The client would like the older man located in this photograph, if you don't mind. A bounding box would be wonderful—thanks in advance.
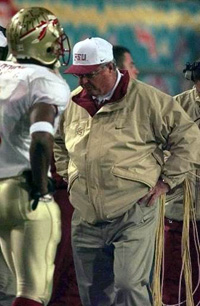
[54,37,200,306]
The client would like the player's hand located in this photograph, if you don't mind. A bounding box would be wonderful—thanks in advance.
[30,177,55,210]
[31,193,53,211]
[138,180,170,207]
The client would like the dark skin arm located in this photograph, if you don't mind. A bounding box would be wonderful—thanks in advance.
[29,102,56,195]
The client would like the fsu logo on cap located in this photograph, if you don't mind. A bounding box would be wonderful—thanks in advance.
[74,53,86,61]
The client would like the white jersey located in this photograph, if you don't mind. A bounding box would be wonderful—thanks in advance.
[0,61,70,178]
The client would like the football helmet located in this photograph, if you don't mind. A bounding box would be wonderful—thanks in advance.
[6,7,70,66]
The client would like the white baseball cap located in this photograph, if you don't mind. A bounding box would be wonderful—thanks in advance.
[64,37,113,74]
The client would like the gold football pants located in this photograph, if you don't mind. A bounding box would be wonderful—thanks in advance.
[0,174,61,305]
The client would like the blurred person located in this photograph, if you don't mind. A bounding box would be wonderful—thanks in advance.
[0,0,17,28]
[0,24,16,306]
[163,60,200,305]
[0,7,71,306]
[113,45,139,79]
[54,37,200,306]
[0,26,8,60]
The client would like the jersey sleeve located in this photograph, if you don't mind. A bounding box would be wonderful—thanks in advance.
[29,73,71,134]
[29,76,70,113]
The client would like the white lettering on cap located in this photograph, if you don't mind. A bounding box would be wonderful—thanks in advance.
[74,53,87,61]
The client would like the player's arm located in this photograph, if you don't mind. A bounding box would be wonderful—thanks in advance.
[29,102,56,195]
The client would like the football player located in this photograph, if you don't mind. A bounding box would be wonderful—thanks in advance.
[0,23,16,306]
[0,7,71,306]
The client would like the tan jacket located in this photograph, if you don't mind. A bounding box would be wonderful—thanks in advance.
[165,87,200,220]
[54,79,200,223]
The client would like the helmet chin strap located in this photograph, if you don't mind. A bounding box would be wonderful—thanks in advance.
[54,60,61,68]
[16,55,31,59]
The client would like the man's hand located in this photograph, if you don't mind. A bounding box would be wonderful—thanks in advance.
[138,180,170,207]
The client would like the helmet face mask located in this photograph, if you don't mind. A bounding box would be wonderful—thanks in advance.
[53,32,71,66]
[6,7,70,66]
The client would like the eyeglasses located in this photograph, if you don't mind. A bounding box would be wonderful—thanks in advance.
[73,64,107,79]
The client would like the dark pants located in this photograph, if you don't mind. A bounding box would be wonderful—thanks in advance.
[163,218,200,305]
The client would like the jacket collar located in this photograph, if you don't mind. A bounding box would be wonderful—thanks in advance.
[72,70,130,117]
[193,85,200,104]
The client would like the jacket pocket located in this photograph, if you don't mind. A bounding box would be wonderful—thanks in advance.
[111,166,153,188]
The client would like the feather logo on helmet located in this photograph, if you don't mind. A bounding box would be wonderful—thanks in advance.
[20,18,58,44]
[36,21,48,42]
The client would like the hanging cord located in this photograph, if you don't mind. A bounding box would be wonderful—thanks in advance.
[191,168,200,306]
[152,178,197,306]
[191,205,200,306]
[152,194,165,306]
[180,179,194,306]
[162,177,200,306]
